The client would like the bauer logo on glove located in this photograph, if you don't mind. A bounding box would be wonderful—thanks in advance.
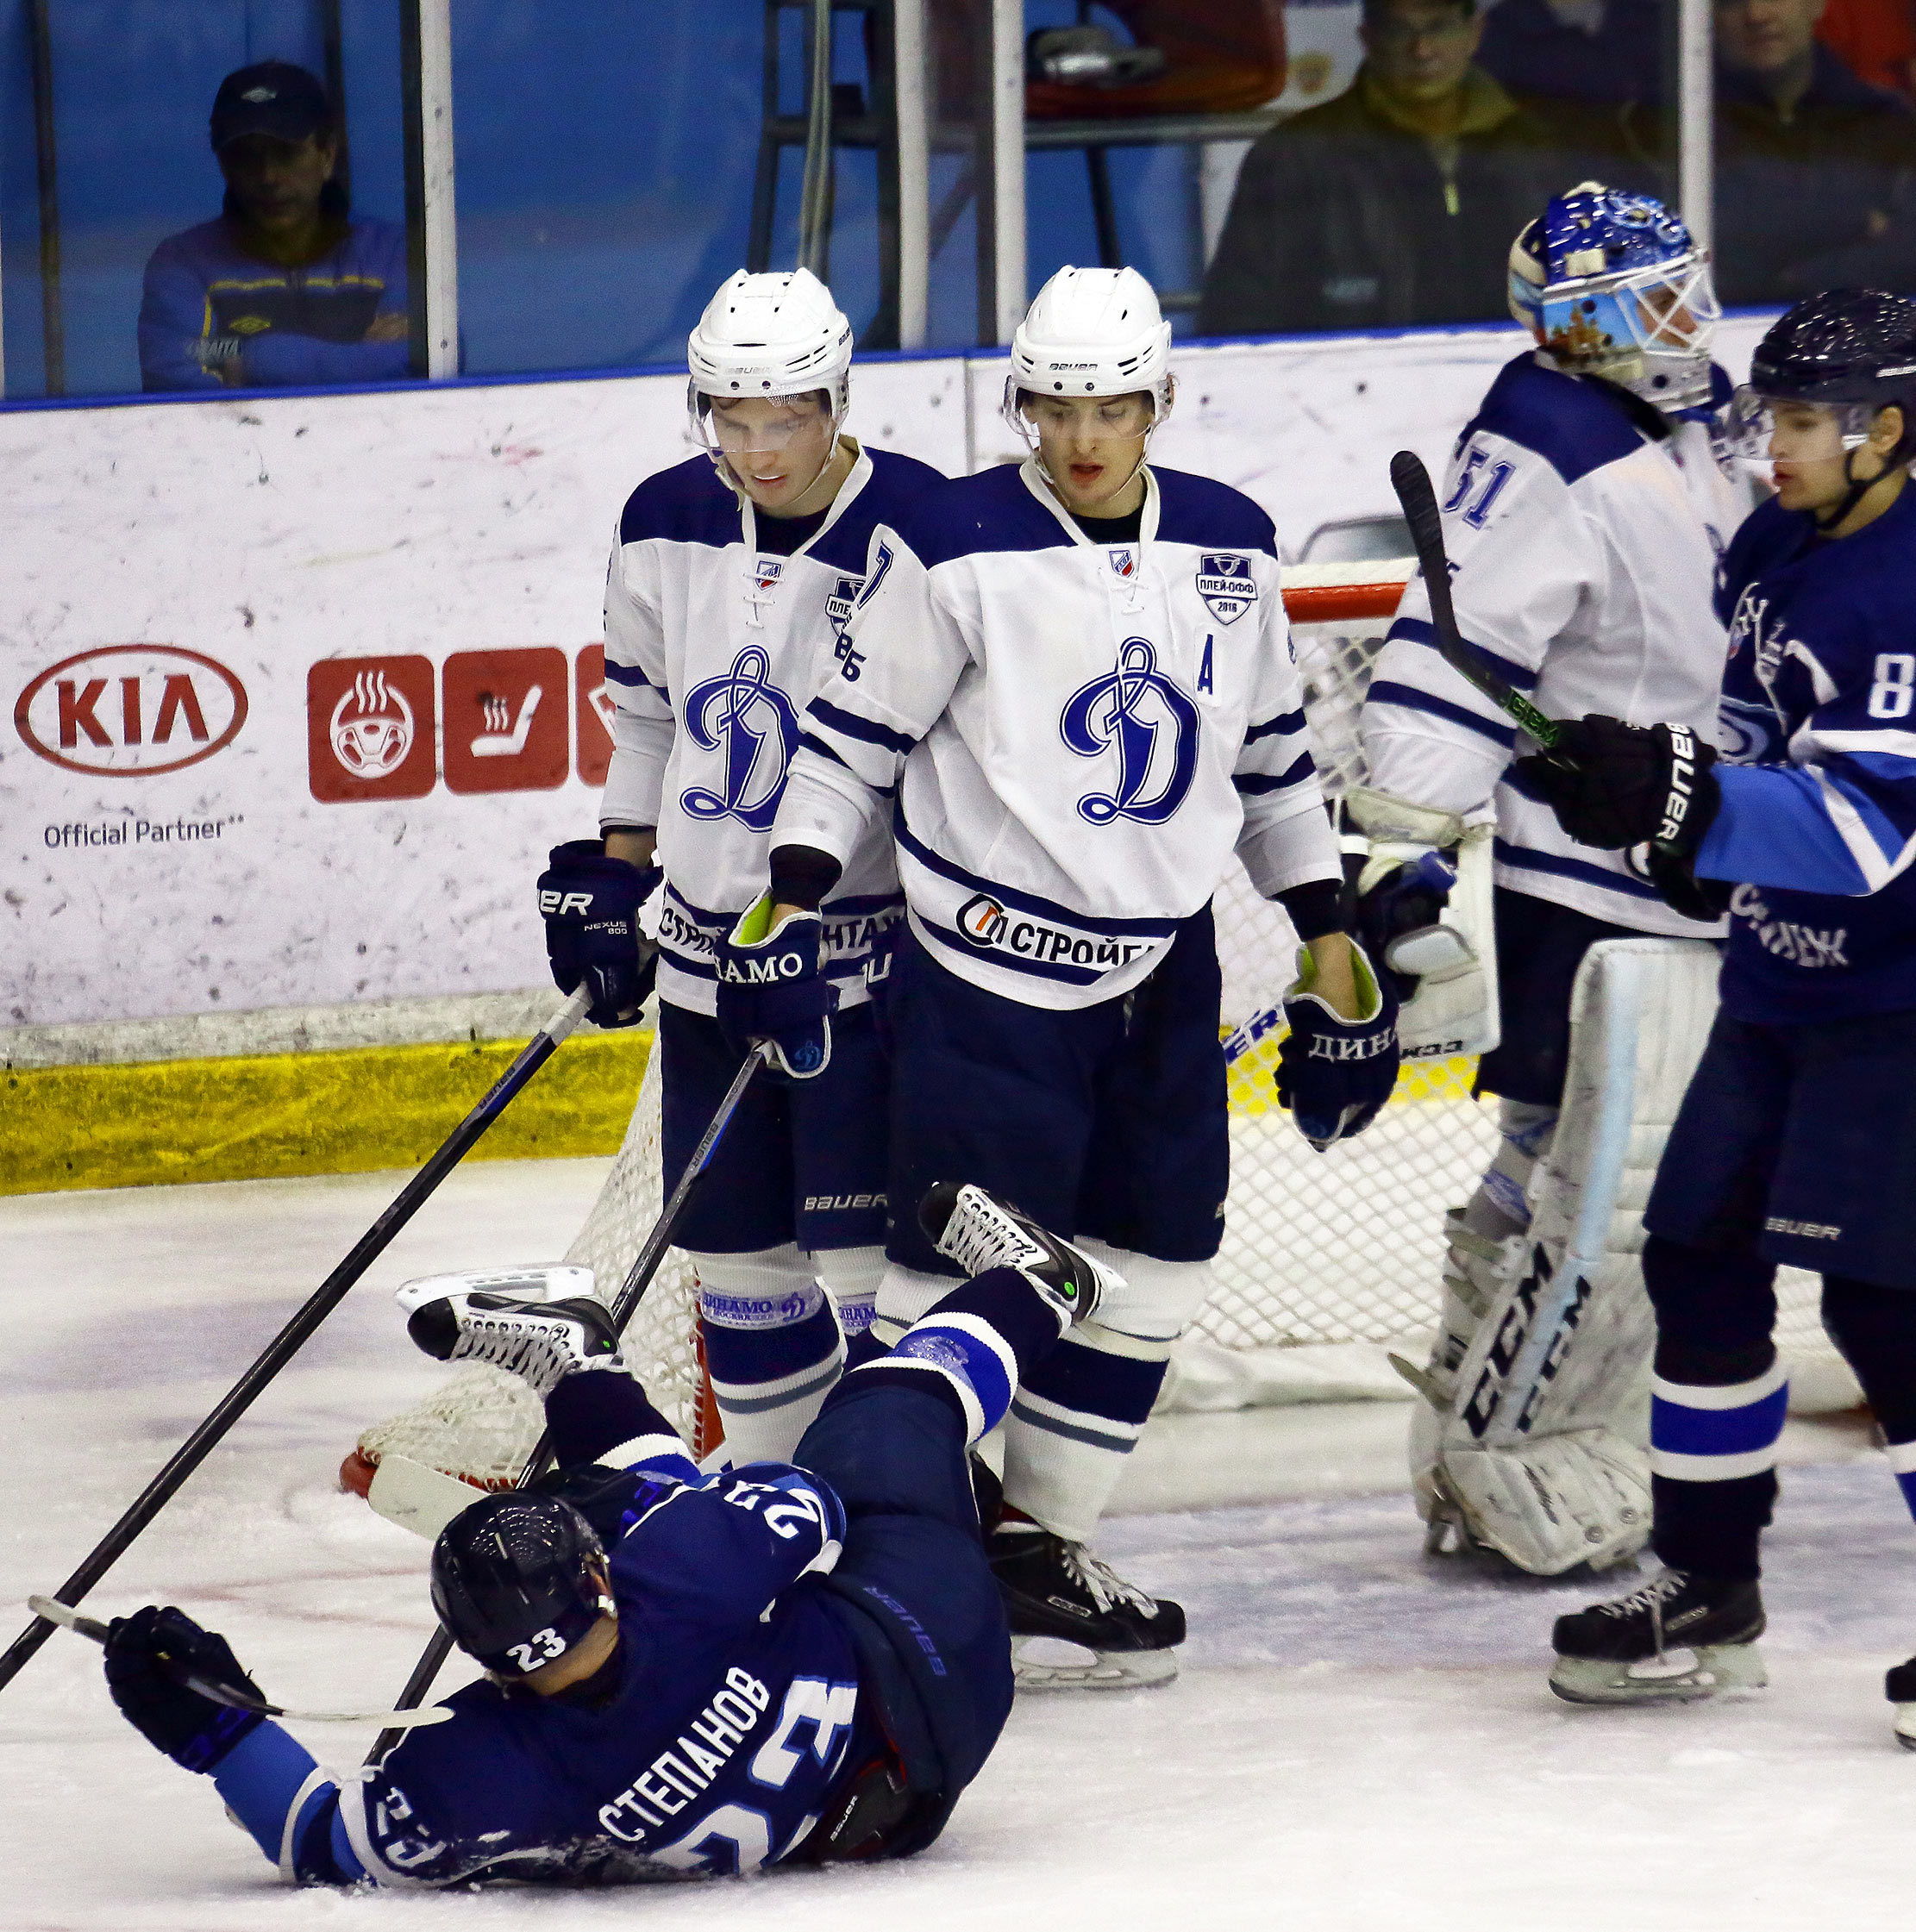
[1274,940,1401,1151]
[535,839,661,1029]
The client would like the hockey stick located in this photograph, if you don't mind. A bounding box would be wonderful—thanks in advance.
[1387,450,1567,757]
[28,1597,452,1729]
[367,1038,775,1761]
[0,987,595,1700]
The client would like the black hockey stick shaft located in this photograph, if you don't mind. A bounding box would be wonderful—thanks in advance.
[367,1040,774,1760]
[1388,449,1565,755]
[0,988,594,1699]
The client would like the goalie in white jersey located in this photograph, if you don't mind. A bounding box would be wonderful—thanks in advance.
[536,269,942,1466]
[1352,184,1747,1572]
[723,267,1399,1686]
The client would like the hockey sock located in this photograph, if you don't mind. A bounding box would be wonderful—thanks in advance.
[1644,1237,1784,1581]
[1821,1275,1916,1524]
[841,1265,1070,1448]
[696,1247,846,1466]
[545,1366,684,1468]
[999,1246,1208,1542]
[870,1260,959,1347]
[1462,1100,1558,1239]
[815,1244,884,1348]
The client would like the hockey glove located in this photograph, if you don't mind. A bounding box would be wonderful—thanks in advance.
[103,1605,265,1773]
[714,891,840,1079]
[536,839,661,1029]
[1353,848,1462,1004]
[1512,717,1720,857]
[1275,940,1400,1151]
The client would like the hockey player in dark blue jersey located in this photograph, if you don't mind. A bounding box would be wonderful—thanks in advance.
[1512,289,1916,1728]
[91,1184,1118,1884]
[535,267,943,1470]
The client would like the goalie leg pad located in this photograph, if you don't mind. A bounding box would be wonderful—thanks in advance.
[1413,939,1723,1574]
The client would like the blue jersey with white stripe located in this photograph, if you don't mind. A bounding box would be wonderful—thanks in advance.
[217,1440,886,1889]
[771,458,1341,1011]
[1698,484,1916,1023]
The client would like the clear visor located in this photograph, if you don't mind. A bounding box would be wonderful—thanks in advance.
[1540,251,1720,367]
[1001,379,1161,453]
[1725,388,1877,461]
[688,385,837,459]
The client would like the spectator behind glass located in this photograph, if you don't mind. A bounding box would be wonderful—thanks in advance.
[1478,0,1665,106]
[1714,0,1916,302]
[1197,0,1559,337]
[137,62,409,392]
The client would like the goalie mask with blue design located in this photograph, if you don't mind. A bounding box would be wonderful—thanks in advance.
[1507,182,1719,412]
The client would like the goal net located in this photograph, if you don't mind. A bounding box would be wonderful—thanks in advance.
[349,563,1847,1491]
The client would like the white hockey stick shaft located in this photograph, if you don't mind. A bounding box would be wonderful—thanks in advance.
[28,1596,451,1729]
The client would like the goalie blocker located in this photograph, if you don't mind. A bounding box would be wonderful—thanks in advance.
[1399,937,1721,1574]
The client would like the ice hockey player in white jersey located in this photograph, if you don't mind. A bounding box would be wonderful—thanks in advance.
[1353,184,1746,1572]
[727,266,1399,1687]
[535,269,942,1466]
[86,1184,1124,1883]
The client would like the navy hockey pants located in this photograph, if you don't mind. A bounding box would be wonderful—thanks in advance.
[1641,1007,1916,1578]
[658,999,889,1254]
[882,911,1230,1275]
[800,1381,1012,1859]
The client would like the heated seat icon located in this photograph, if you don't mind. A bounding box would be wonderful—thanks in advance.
[442,648,569,794]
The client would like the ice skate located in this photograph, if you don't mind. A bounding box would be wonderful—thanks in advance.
[406,1291,623,1397]
[1550,1568,1767,1704]
[917,1182,1118,1328]
[1884,1657,1916,1749]
[988,1523,1185,1691]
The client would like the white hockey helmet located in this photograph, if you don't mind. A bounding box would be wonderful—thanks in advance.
[1003,266,1174,444]
[686,267,854,453]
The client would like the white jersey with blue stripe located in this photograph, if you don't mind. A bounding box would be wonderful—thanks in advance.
[1697,483,1916,1023]
[771,458,1342,1011]
[1359,353,1744,935]
[602,444,943,1015]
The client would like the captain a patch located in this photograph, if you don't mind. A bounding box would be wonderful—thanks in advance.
[1195,553,1258,624]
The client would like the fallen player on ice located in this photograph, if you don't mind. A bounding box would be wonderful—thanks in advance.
[82,1183,1115,1885]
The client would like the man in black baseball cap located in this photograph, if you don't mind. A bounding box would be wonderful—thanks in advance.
[138,60,410,391]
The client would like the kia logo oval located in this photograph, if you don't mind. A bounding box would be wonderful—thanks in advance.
[14,646,248,777]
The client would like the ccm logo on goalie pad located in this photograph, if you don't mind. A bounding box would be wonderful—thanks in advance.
[539,891,596,916]
[1461,1247,1594,1440]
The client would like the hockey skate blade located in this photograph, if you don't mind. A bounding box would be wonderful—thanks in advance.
[367,1454,491,1541]
[394,1264,593,1315]
[1011,1633,1178,1692]
[1549,1643,1768,1706]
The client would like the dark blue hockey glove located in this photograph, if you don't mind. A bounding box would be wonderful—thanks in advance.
[1275,940,1400,1151]
[1354,848,1457,1003]
[103,1605,265,1773]
[536,839,661,1029]
[714,891,839,1079]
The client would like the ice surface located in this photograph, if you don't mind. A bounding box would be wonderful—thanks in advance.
[3,1162,1914,1930]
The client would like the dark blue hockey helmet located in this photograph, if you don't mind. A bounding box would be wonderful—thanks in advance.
[429,1490,615,1679]
[1508,181,1717,410]
[1728,288,1916,459]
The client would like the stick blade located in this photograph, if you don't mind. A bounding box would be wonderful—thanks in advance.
[367,1455,492,1542]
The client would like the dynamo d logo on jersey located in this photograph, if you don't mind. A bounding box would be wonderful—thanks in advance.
[1061,637,1199,826]
[680,644,800,831]
[1195,553,1258,625]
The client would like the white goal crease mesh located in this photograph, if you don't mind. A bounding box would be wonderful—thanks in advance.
[354,566,1844,1486]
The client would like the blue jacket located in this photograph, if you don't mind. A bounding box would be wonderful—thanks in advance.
[138,213,409,391]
